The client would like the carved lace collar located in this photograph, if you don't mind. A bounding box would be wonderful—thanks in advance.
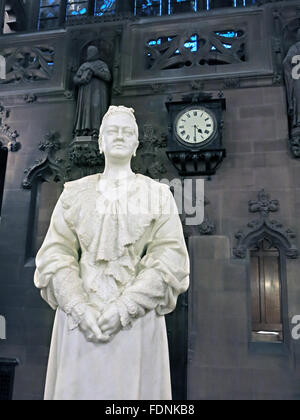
[61,173,165,263]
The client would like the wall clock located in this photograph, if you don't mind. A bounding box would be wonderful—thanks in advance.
[174,106,218,149]
[166,98,226,176]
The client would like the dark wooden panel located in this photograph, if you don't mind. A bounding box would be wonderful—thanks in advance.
[263,255,282,325]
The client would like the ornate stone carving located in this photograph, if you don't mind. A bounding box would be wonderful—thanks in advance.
[0,124,20,152]
[64,90,74,100]
[151,83,166,94]
[248,189,279,217]
[190,80,205,91]
[181,91,213,103]
[70,137,105,168]
[23,94,37,103]
[198,198,216,236]
[166,150,226,177]
[22,132,67,189]
[0,46,55,84]
[133,125,167,178]
[234,190,298,259]
[146,30,247,72]
[0,104,20,152]
[0,104,10,122]
[223,78,241,89]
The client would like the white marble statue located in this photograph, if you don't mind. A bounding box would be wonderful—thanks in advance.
[34,106,190,400]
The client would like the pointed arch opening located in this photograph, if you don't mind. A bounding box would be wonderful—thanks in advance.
[250,238,283,343]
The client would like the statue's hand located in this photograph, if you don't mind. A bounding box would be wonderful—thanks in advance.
[75,305,110,343]
[98,304,122,338]
[81,68,93,84]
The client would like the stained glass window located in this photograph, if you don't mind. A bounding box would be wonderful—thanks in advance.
[94,0,116,16]
[168,0,197,14]
[67,0,89,17]
[38,0,61,30]
[210,30,242,50]
[135,0,163,17]
[184,34,198,52]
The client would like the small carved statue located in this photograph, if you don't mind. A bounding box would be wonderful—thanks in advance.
[73,46,111,139]
[34,106,190,400]
[283,29,300,150]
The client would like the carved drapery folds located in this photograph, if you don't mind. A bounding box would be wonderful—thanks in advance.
[0,46,55,84]
[234,190,299,259]
[272,7,300,156]
[22,132,67,189]
[69,37,117,167]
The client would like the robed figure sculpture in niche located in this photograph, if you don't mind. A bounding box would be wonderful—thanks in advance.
[73,45,111,139]
[283,29,300,145]
[34,106,190,400]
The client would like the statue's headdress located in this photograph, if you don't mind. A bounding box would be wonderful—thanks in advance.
[99,106,139,140]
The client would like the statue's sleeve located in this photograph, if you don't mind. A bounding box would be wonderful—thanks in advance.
[93,61,112,82]
[114,187,190,329]
[34,190,89,329]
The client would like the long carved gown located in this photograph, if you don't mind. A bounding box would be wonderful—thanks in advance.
[34,173,190,400]
[283,41,300,129]
[73,60,111,136]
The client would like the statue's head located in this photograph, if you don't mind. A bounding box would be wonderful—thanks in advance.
[99,106,139,161]
[87,45,100,61]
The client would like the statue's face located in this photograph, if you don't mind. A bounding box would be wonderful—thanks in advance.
[101,112,139,160]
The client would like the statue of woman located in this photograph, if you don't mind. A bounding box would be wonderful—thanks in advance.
[34,106,190,400]
[283,29,300,134]
[73,46,111,139]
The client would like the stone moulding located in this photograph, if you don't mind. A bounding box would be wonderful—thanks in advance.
[22,131,66,189]
[233,189,299,259]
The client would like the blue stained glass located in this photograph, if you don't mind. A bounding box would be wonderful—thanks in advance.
[135,0,162,17]
[184,34,198,52]
[67,1,88,17]
[38,0,61,29]
[94,0,116,16]
[168,0,197,14]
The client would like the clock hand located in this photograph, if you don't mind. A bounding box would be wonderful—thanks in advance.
[194,125,197,142]
[194,125,203,134]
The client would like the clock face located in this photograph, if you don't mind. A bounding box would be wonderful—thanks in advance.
[175,107,216,146]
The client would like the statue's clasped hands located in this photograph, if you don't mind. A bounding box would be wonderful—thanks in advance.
[77,304,122,344]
